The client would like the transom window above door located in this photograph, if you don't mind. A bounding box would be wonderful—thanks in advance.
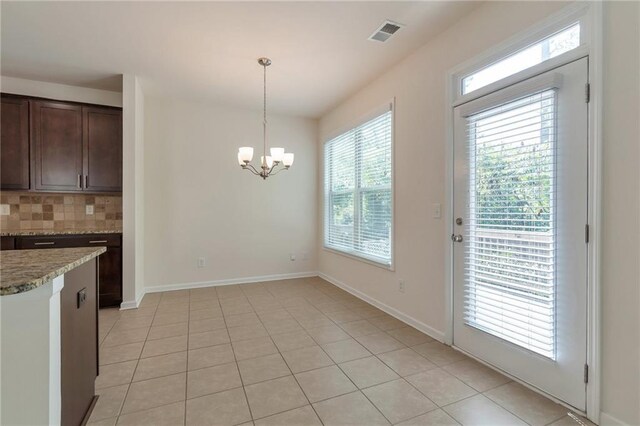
[462,23,580,95]
[323,104,393,267]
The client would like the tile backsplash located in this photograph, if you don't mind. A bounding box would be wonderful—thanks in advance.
[0,192,122,232]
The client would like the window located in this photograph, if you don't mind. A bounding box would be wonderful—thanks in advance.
[462,23,581,95]
[324,106,393,266]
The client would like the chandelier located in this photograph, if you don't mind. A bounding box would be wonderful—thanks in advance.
[237,57,294,179]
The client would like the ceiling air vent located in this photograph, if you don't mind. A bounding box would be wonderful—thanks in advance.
[369,20,404,42]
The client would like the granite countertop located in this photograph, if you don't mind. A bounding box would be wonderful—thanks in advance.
[0,247,106,296]
[1,229,122,237]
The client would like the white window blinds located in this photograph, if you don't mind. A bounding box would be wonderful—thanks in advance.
[324,107,393,266]
[464,90,557,359]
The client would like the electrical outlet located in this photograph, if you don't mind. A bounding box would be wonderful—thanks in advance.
[0,204,9,216]
[197,257,206,268]
[86,205,94,215]
[433,203,441,219]
[301,251,309,261]
[290,253,296,261]
[399,280,405,293]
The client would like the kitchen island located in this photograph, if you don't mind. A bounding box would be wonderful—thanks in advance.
[1,247,105,426]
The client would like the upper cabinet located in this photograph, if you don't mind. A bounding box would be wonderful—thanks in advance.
[0,95,122,193]
[1,96,30,189]
[83,107,122,192]
[31,100,84,192]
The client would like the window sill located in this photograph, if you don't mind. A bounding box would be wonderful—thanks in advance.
[322,246,395,271]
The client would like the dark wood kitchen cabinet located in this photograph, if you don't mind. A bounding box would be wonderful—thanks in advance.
[1,96,30,189]
[0,94,122,193]
[83,106,123,192]
[31,100,84,192]
[93,242,122,308]
[11,233,123,308]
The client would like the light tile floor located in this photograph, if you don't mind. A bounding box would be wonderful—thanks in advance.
[89,277,594,426]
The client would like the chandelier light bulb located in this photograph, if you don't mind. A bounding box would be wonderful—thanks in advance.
[261,155,274,169]
[283,153,294,167]
[238,147,254,163]
[270,147,285,163]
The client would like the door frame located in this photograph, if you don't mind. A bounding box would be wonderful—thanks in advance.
[443,2,603,422]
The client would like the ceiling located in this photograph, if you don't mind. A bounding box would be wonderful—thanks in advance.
[1,1,480,118]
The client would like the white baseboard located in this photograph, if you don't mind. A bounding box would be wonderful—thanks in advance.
[144,271,318,294]
[318,272,446,343]
[119,291,144,310]
[600,412,630,426]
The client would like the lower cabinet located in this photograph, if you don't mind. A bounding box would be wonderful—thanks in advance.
[4,233,122,308]
[97,245,122,308]
[61,258,98,425]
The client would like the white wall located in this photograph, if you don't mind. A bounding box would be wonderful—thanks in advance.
[122,75,145,307]
[318,1,639,424]
[143,97,317,291]
[0,76,121,107]
[319,0,569,339]
[600,2,640,425]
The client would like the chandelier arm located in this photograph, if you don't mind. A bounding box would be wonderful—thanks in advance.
[243,164,261,176]
[268,164,289,176]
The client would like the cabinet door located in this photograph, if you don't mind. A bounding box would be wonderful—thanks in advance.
[1,96,30,189]
[31,101,83,191]
[83,107,122,192]
[99,247,122,308]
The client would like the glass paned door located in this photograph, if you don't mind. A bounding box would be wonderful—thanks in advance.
[453,58,588,410]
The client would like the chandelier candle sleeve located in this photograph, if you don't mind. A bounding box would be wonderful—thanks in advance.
[236,57,295,180]
[261,156,274,169]
[239,147,254,163]
[270,147,285,163]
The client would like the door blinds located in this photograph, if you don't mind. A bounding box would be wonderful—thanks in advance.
[464,89,557,359]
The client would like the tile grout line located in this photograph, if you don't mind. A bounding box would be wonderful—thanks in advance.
[245,281,326,425]
[184,289,192,425]
[109,296,159,422]
[306,279,402,424]
[222,286,257,425]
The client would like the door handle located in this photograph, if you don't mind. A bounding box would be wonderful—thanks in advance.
[84,175,88,188]
[451,234,463,243]
[34,242,55,246]
[89,240,108,244]
[77,174,82,188]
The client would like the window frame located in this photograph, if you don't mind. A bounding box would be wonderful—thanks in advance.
[323,102,395,269]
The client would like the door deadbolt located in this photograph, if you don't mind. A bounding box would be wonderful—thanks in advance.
[456,217,463,226]
[451,234,463,243]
